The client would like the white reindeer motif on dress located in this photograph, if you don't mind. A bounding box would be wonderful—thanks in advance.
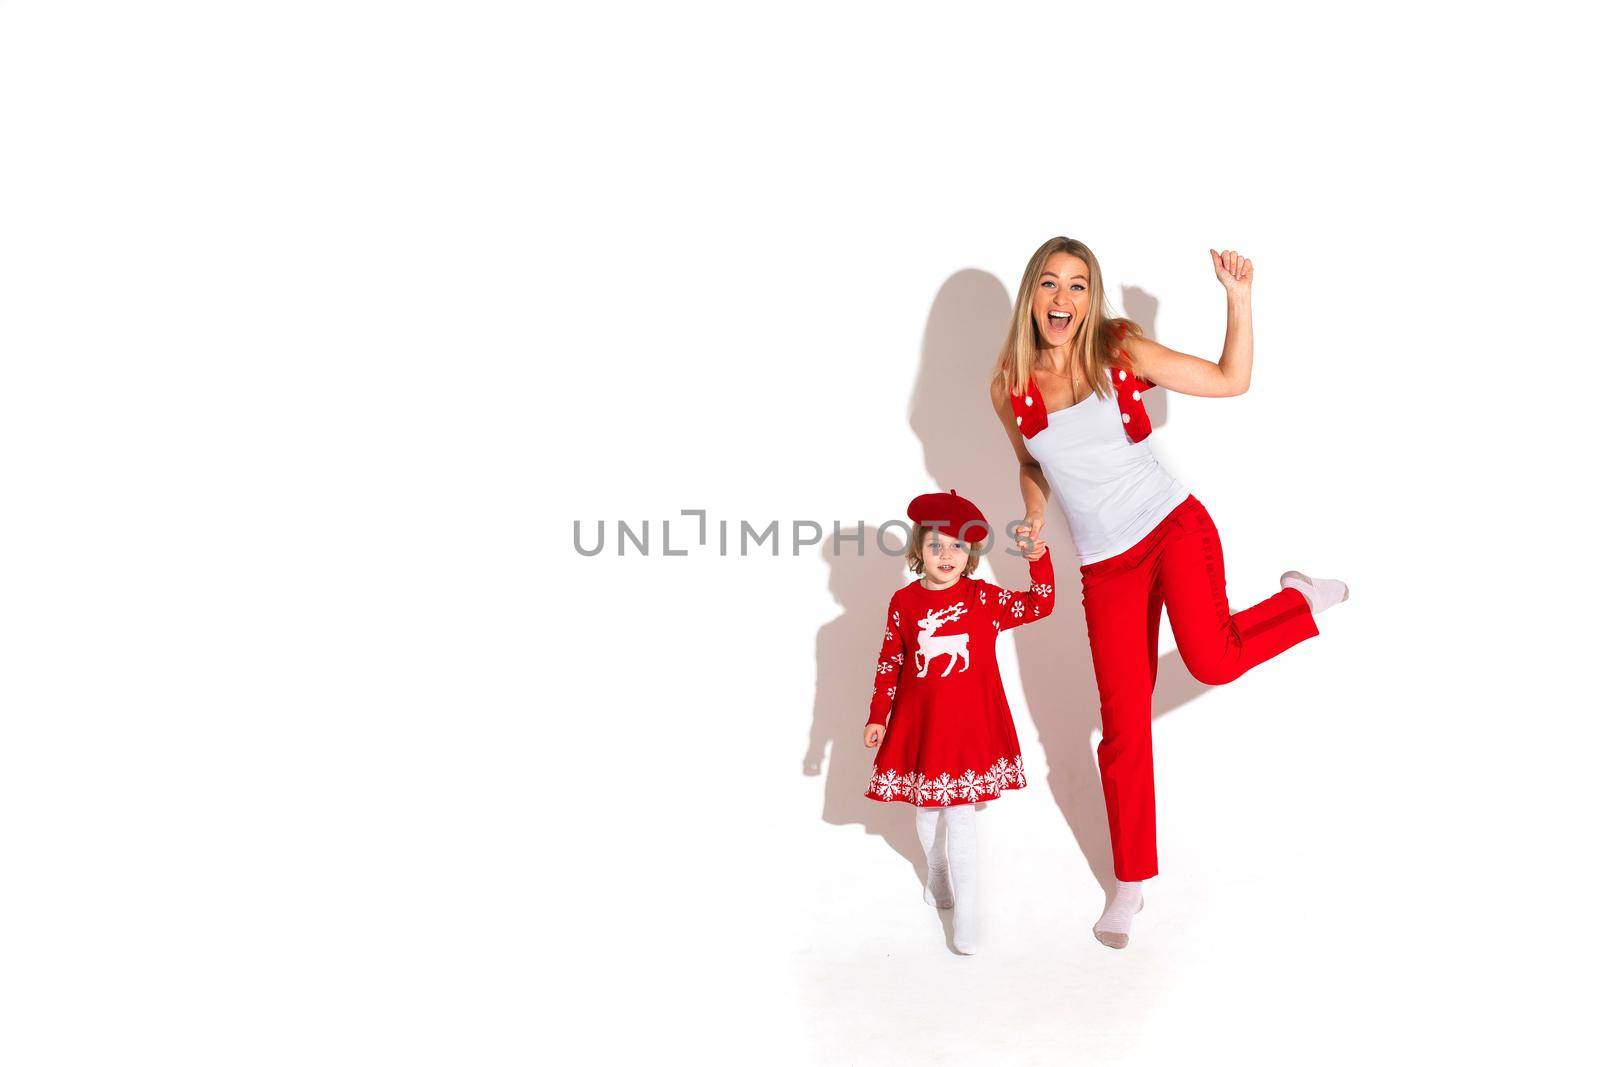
[914,603,970,678]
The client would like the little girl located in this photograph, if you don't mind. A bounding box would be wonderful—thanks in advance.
[864,489,1054,954]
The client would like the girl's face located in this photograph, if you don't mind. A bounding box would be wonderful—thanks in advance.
[1032,252,1090,349]
[921,529,971,587]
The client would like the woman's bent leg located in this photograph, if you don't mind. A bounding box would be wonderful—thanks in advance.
[1158,500,1318,686]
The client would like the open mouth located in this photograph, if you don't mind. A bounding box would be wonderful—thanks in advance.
[937,563,957,574]
[1047,310,1073,334]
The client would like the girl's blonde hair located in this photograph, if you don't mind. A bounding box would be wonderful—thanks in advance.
[992,236,1144,402]
[905,523,982,577]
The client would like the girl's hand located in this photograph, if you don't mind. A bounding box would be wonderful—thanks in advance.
[1024,532,1048,562]
[1209,248,1253,297]
[864,724,885,748]
[1015,514,1044,557]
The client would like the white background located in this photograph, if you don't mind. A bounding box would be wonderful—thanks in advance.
[2,2,1596,1064]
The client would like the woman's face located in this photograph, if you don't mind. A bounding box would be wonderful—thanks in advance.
[921,529,971,586]
[1032,252,1090,349]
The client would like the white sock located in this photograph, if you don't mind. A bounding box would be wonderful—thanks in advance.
[1281,570,1349,614]
[945,804,978,954]
[914,807,953,909]
[1094,879,1144,950]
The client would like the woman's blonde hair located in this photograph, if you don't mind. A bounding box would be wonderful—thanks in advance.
[992,236,1144,402]
[905,523,982,577]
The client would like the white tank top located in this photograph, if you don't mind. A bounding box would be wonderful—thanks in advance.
[1022,371,1190,565]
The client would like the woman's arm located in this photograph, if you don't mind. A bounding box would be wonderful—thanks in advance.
[1125,248,1254,399]
[990,377,1050,540]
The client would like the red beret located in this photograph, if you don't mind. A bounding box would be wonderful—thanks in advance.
[907,489,990,545]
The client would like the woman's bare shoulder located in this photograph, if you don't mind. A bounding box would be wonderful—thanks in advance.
[988,373,1011,409]
[1105,316,1148,345]
[991,371,1027,414]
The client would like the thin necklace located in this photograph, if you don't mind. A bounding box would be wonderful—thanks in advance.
[1038,351,1084,403]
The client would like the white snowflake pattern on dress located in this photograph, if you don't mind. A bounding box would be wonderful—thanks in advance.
[904,773,931,804]
[870,768,907,799]
[1011,599,1026,618]
[866,758,1028,806]
[1031,583,1053,598]
[876,660,896,675]
[991,756,1022,788]
[997,589,1012,605]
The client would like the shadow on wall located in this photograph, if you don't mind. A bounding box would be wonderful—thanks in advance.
[802,527,926,883]
[804,267,1211,900]
[1121,285,1168,430]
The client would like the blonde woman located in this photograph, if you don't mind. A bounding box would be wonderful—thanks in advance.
[989,236,1348,949]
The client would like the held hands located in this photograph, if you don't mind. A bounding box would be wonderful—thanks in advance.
[864,723,885,748]
[1015,514,1048,561]
[1209,248,1253,297]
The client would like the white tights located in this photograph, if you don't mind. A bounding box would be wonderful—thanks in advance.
[915,803,978,954]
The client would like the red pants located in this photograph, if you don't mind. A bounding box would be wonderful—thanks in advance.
[1079,495,1318,881]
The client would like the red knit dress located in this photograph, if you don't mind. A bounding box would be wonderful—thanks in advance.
[865,550,1055,806]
